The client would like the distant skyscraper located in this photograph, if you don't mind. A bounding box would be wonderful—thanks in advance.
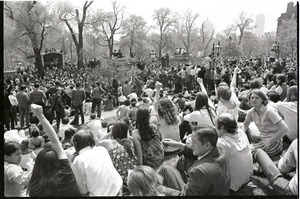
[203,18,214,36]
[255,14,265,36]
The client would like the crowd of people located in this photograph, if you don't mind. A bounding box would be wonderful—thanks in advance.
[3,54,298,196]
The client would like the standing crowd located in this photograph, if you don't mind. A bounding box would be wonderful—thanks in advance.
[3,55,298,196]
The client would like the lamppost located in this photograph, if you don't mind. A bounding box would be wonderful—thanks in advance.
[215,42,222,57]
[150,50,156,63]
[272,41,280,59]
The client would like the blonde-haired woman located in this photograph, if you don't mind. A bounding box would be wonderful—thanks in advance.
[127,165,181,196]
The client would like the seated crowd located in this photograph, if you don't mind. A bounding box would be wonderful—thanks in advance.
[3,55,298,196]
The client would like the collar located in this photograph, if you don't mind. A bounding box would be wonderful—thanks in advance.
[255,104,267,115]
[197,148,213,161]
[79,146,92,155]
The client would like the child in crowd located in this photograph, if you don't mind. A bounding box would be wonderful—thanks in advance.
[64,105,71,117]
[20,139,36,172]
[28,127,44,150]
[84,98,92,115]
[4,141,32,197]
[99,120,108,139]
[58,117,72,140]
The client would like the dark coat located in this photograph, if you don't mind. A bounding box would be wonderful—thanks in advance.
[181,146,231,196]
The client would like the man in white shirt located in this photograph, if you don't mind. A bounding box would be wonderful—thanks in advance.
[87,114,105,143]
[215,113,253,192]
[9,90,19,129]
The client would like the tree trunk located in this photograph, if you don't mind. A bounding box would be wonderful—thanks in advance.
[33,48,44,77]
[77,26,84,68]
[159,35,163,58]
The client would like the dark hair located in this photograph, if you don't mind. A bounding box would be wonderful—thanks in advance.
[216,113,237,134]
[102,120,108,128]
[195,92,215,125]
[27,150,60,196]
[75,82,81,87]
[111,120,135,158]
[271,74,278,85]
[193,126,218,147]
[136,107,156,141]
[4,141,21,156]
[20,84,26,90]
[31,127,40,137]
[267,91,281,103]
[289,79,297,87]
[250,79,262,89]
[62,117,69,124]
[64,127,76,139]
[124,99,130,106]
[157,97,179,125]
[276,74,286,86]
[90,113,97,119]
[72,129,95,152]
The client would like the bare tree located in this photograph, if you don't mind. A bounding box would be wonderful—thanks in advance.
[176,9,199,56]
[234,12,254,45]
[120,14,148,59]
[198,21,215,55]
[58,1,93,68]
[153,8,177,58]
[4,1,51,77]
[93,0,125,58]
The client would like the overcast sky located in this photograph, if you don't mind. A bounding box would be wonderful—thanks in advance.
[44,0,296,33]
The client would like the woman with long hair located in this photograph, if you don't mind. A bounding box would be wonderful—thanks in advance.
[132,107,164,170]
[71,128,123,196]
[153,82,181,152]
[179,90,216,142]
[98,120,138,187]
[27,104,81,197]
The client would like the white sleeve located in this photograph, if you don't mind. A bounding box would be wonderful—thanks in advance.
[72,159,88,194]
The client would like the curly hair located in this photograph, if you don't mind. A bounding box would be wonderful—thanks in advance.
[157,97,179,125]
[136,107,156,141]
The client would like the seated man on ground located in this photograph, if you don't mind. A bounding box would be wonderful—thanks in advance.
[164,126,231,195]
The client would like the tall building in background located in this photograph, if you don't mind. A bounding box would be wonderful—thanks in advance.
[276,1,298,36]
[254,14,265,36]
[203,18,214,36]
